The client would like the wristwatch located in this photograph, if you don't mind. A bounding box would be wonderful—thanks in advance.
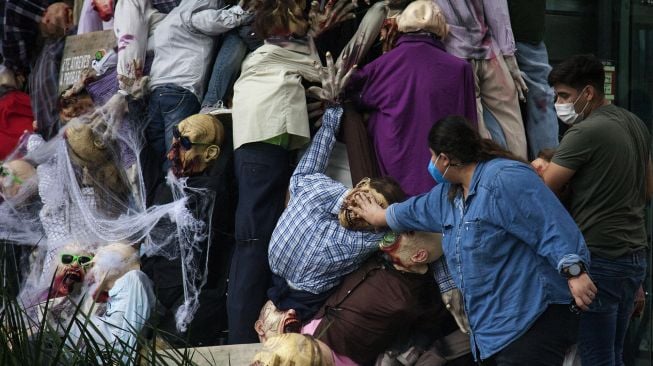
[562,262,587,279]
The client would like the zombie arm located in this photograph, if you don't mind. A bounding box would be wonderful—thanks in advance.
[482,0,527,100]
[181,5,254,36]
[289,106,344,197]
[335,1,387,73]
[307,0,358,39]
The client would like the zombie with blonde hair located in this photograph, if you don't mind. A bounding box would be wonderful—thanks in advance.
[69,243,154,365]
[251,333,335,366]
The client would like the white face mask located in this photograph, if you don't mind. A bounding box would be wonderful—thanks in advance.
[554,87,590,125]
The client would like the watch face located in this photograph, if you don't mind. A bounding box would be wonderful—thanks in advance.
[568,263,581,276]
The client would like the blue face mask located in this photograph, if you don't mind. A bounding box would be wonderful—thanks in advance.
[428,155,449,184]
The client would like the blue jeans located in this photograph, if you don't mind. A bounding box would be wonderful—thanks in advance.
[484,108,508,150]
[147,84,200,159]
[227,142,291,344]
[202,30,248,107]
[515,41,559,160]
[578,250,647,366]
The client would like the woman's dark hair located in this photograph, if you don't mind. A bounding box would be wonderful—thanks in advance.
[252,0,307,39]
[548,54,605,95]
[369,176,407,204]
[428,116,525,200]
[428,115,524,164]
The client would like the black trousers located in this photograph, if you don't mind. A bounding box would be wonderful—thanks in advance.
[226,142,291,344]
[482,304,579,366]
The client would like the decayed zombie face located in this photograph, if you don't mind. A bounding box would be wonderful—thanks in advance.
[338,178,389,230]
[91,0,115,21]
[59,93,95,124]
[0,160,35,198]
[167,114,222,178]
[254,300,302,343]
[40,3,73,38]
[49,246,94,299]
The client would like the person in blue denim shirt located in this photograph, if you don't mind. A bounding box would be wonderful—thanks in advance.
[351,116,597,365]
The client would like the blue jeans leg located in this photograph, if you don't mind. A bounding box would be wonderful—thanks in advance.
[202,30,248,107]
[227,142,291,344]
[578,250,647,366]
[515,41,559,159]
[147,84,200,161]
[483,108,508,149]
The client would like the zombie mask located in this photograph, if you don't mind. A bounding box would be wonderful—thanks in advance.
[338,178,389,230]
[252,333,335,366]
[40,3,73,38]
[0,160,35,198]
[91,0,115,21]
[379,231,443,273]
[167,114,223,178]
[254,300,302,343]
[49,245,94,299]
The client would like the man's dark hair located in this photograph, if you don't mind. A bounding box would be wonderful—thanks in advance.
[369,176,407,204]
[548,54,605,95]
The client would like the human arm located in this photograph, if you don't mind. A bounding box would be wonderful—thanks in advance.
[182,4,253,36]
[336,1,387,72]
[493,163,596,308]
[542,162,575,196]
[352,185,445,232]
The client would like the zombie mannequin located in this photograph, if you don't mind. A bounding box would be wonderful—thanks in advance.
[142,113,236,346]
[251,333,336,366]
[306,232,467,365]
[265,55,406,337]
[226,0,321,344]
[69,243,154,365]
[32,112,131,274]
[0,160,36,199]
[24,2,76,141]
[345,0,476,197]
[434,0,528,160]
[45,244,94,301]
[2,0,73,77]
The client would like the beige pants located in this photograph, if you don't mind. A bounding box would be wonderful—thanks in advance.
[472,55,528,160]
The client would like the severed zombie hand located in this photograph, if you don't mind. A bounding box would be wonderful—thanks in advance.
[308,0,358,38]
[307,51,356,105]
[503,55,529,101]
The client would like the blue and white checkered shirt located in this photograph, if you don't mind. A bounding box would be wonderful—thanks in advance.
[268,105,384,294]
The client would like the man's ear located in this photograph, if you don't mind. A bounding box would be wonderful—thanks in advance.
[586,85,599,102]
[412,248,428,264]
[204,145,220,162]
[254,319,265,340]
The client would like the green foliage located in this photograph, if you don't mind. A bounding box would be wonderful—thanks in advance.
[0,245,207,366]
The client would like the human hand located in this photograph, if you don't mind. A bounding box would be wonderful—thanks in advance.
[503,55,528,101]
[308,0,358,38]
[530,158,550,178]
[568,273,597,311]
[441,288,471,334]
[307,52,356,105]
[633,285,646,318]
[350,191,387,227]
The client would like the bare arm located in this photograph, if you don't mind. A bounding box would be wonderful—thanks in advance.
[542,162,576,197]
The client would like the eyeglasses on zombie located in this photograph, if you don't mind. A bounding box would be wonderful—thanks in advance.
[61,254,93,266]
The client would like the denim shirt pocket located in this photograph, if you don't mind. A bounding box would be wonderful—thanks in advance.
[460,218,482,250]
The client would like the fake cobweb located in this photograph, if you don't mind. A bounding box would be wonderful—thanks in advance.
[0,92,214,333]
